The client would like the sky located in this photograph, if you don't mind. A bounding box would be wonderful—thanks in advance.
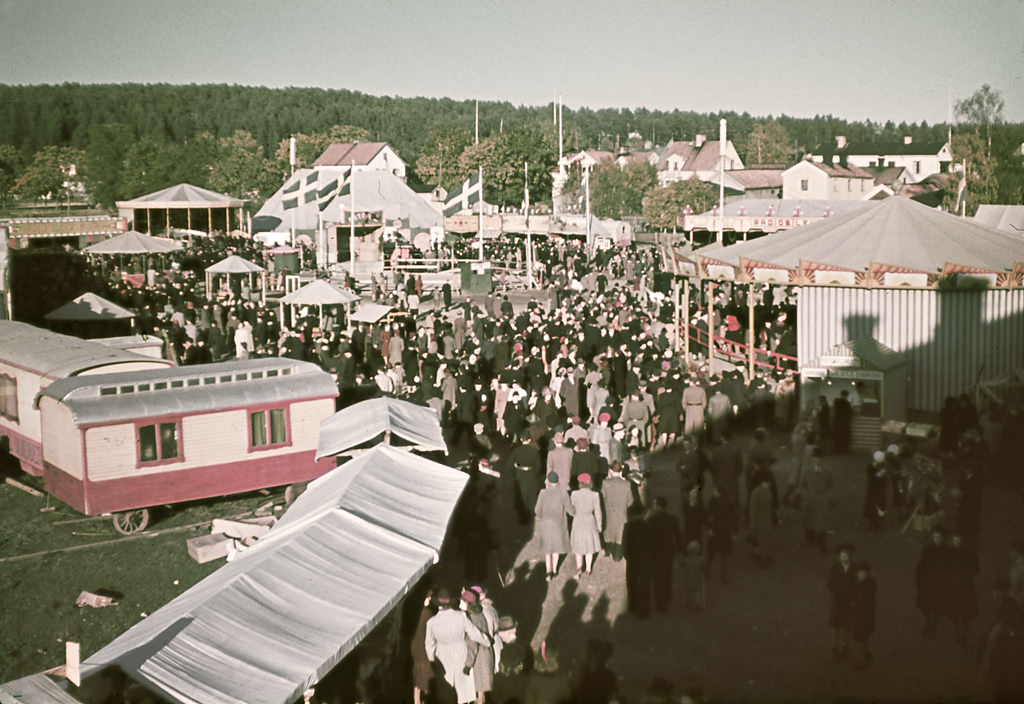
[0,0,1021,125]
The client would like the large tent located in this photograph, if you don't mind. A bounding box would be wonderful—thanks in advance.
[116,184,245,236]
[317,397,447,459]
[78,445,468,704]
[204,255,267,304]
[697,197,1024,284]
[254,169,443,238]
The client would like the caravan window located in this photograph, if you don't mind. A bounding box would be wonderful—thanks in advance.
[249,407,290,450]
[0,374,17,421]
[137,421,182,465]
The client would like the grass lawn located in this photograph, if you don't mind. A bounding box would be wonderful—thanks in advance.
[0,471,286,683]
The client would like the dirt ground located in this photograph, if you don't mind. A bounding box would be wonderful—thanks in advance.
[427,424,1023,704]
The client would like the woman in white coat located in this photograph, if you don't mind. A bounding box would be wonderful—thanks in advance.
[425,589,491,704]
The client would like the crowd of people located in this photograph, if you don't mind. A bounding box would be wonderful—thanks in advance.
[61,231,1024,703]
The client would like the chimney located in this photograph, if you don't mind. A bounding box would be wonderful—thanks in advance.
[903,135,912,145]
[694,134,706,148]
[834,135,847,149]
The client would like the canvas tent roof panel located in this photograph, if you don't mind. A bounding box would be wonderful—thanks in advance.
[80,446,467,704]
[0,674,83,704]
[84,230,183,254]
[116,183,245,208]
[703,197,1024,273]
[316,397,447,459]
[281,279,360,306]
[205,254,265,274]
[349,303,394,324]
[45,293,136,321]
[974,204,1024,235]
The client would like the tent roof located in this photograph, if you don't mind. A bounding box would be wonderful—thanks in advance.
[316,397,447,459]
[116,183,245,208]
[0,674,82,703]
[45,293,136,321]
[702,197,1024,273]
[80,445,467,704]
[349,303,394,324]
[255,169,443,233]
[0,321,172,380]
[84,230,183,254]
[205,254,265,274]
[974,204,1024,236]
[281,279,360,306]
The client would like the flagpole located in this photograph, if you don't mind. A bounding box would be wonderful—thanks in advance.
[584,169,592,258]
[477,166,484,261]
[525,161,533,288]
[349,160,356,277]
[718,118,726,245]
[475,100,479,145]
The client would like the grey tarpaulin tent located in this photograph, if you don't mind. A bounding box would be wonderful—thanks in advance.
[316,397,447,459]
[204,255,267,305]
[83,231,183,255]
[0,673,83,703]
[348,303,394,325]
[279,279,360,329]
[78,445,468,704]
[45,293,136,321]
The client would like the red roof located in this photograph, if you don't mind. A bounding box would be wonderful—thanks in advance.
[727,169,783,189]
[808,161,873,179]
[313,142,389,167]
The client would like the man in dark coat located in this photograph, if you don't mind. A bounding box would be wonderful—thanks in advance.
[623,504,653,618]
[832,390,853,454]
[646,496,682,613]
[916,527,950,638]
[508,434,542,524]
[827,543,858,662]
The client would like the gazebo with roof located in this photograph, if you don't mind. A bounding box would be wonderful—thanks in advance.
[116,183,245,236]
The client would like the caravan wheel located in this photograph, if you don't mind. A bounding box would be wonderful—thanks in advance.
[112,509,150,535]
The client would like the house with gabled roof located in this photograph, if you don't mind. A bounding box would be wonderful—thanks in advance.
[313,141,406,182]
[782,160,876,200]
[657,134,744,187]
[809,136,951,184]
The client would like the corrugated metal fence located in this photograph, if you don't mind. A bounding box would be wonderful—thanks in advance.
[797,287,1024,412]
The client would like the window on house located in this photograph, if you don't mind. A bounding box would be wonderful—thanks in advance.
[801,179,808,191]
[0,374,17,421]
[138,422,180,463]
[848,179,852,191]
[914,161,921,174]
[250,408,288,448]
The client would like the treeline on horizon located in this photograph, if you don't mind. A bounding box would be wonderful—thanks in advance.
[1,82,1004,168]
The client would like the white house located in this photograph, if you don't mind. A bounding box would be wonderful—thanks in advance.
[782,160,876,200]
[657,135,744,188]
[313,142,407,182]
[809,136,951,184]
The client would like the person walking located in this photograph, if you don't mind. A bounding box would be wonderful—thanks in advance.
[916,527,950,638]
[463,590,495,704]
[411,591,436,704]
[601,463,632,561]
[535,472,574,581]
[800,447,834,554]
[570,474,603,577]
[827,543,858,662]
[623,504,653,618]
[704,482,735,583]
[947,531,980,648]
[748,472,775,568]
[647,496,682,612]
[850,560,877,670]
[425,589,491,704]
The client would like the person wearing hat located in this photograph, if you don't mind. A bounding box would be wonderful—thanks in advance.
[863,450,889,530]
[508,434,543,524]
[682,377,708,438]
[850,560,877,670]
[654,381,681,448]
[832,389,853,454]
[602,462,632,561]
[827,543,858,662]
[570,437,598,490]
[799,445,834,554]
[546,433,573,491]
[535,471,574,581]
[570,473,603,577]
[462,590,495,704]
[916,526,950,638]
[425,588,491,704]
[563,416,588,445]
[411,590,437,704]
[589,413,613,465]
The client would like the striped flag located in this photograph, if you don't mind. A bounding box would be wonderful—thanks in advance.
[443,171,482,217]
[317,169,350,212]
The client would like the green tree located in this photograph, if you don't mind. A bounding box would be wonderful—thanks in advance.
[942,133,998,215]
[956,84,1005,157]
[79,122,134,207]
[642,177,717,230]
[589,159,656,218]
[209,130,279,202]
[0,144,24,206]
[456,126,556,207]
[414,127,473,190]
[13,145,85,207]
[744,121,792,165]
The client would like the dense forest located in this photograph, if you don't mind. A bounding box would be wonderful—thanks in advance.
[0,83,1021,215]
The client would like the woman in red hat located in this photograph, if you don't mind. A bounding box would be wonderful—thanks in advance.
[570,473,603,577]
